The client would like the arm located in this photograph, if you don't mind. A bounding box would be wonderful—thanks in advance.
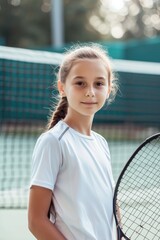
[28,186,66,240]
[116,203,124,240]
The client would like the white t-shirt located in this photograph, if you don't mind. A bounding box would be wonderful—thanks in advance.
[30,120,116,240]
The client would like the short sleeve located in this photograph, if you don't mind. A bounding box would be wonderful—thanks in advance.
[30,132,62,191]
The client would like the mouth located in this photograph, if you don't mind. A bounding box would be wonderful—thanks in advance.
[81,102,97,105]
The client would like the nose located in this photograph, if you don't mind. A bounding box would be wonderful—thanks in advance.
[85,86,95,97]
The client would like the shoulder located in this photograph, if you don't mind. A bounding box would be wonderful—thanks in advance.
[32,123,66,169]
[35,131,59,149]
[36,121,69,145]
[92,131,108,145]
[92,130,110,154]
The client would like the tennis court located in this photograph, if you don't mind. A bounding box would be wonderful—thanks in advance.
[0,46,160,240]
[0,209,34,240]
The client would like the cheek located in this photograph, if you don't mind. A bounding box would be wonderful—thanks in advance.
[68,88,82,98]
[104,86,111,99]
[98,89,109,99]
[106,91,110,99]
[65,88,78,103]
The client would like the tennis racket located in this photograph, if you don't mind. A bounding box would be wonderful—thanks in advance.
[113,133,160,240]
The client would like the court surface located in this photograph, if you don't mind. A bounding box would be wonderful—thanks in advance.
[0,209,35,240]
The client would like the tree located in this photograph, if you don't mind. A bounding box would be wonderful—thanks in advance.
[0,0,102,48]
[0,0,159,48]
[93,0,160,40]
[0,0,51,47]
[63,0,102,42]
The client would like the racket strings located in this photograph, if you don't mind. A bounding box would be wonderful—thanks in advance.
[115,136,160,239]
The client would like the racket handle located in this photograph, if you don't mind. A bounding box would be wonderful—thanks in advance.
[117,227,122,240]
[117,227,129,240]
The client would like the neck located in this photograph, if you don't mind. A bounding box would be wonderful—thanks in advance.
[63,114,94,136]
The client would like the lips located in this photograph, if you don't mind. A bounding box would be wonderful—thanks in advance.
[81,102,97,104]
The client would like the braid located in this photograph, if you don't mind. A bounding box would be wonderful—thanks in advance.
[47,97,68,130]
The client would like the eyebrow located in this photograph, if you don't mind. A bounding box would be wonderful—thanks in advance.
[95,77,106,80]
[73,76,107,80]
[73,76,85,80]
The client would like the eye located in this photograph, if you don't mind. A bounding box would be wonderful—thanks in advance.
[75,81,86,87]
[96,81,105,87]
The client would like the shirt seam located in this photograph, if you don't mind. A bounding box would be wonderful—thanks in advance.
[58,126,70,141]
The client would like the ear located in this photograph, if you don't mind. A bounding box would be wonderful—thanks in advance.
[57,80,66,97]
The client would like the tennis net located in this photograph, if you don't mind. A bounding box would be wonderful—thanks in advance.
[0,46,160,208]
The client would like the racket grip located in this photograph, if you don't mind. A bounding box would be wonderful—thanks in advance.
[117,226,121,240]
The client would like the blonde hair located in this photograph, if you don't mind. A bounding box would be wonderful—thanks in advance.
[47,44,118,129]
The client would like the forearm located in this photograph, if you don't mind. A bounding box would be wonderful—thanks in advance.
[29,217,66,240]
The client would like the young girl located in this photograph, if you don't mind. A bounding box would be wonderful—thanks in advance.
[28,44,118,240]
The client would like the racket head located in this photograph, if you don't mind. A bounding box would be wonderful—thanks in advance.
[113,133,160,240]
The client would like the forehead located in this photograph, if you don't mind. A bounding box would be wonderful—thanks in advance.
[69,58,109,76]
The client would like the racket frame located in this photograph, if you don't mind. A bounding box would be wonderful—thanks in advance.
[113,132,160,240]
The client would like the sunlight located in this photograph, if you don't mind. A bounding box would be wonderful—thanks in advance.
[10,0,21,6]
[101,0,126,12]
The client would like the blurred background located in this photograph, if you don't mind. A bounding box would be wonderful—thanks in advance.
[0,0,160,58]
[0,0,160,239]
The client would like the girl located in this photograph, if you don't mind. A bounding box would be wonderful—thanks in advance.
[28,44,118,240]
